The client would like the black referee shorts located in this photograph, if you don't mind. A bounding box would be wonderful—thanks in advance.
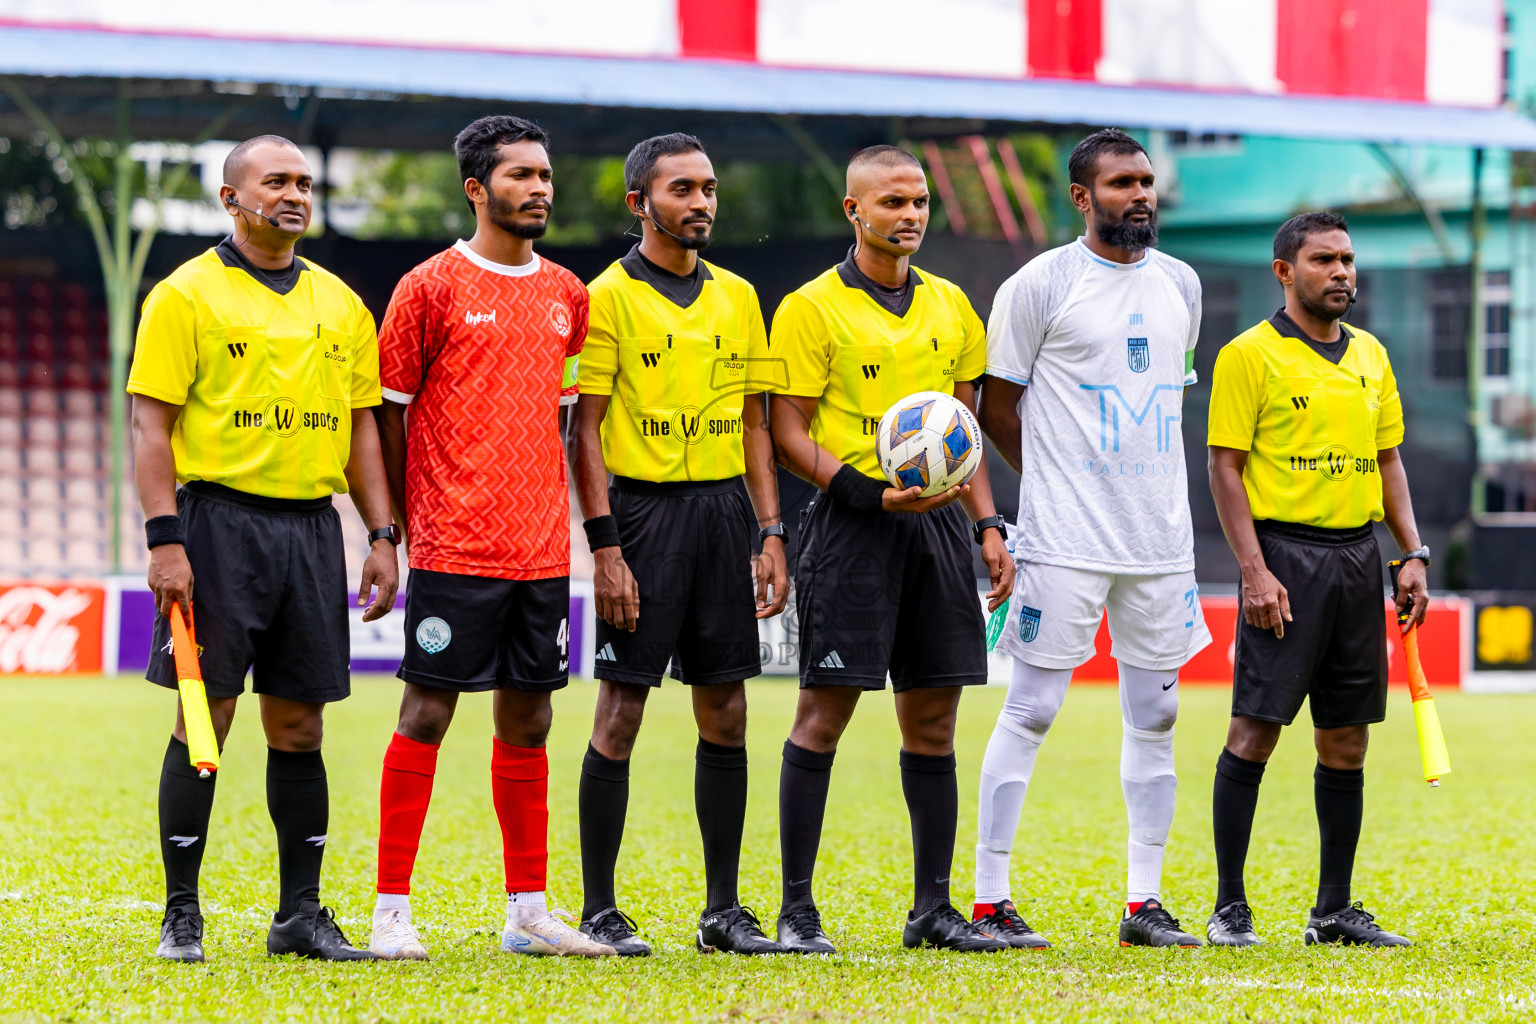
[399,570,570,693]
[146,482,350,703]
[794,493,986,691]
[1231,520,1387,729]
[592,476,761,687]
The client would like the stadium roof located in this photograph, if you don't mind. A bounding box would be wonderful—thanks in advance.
[5,23,1536,153]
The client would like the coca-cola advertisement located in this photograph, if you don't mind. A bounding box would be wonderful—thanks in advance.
[0,583,106,675]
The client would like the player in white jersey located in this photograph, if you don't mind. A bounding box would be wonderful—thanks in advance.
[970,130,1212,949]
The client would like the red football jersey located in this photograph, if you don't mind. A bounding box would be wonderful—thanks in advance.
[379,241,587,579]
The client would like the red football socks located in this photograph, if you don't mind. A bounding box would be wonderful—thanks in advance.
[376,732,440,895]
[491,738,549,893]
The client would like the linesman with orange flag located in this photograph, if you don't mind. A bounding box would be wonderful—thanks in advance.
[129,135,398,964]
[1204,212,1428,949]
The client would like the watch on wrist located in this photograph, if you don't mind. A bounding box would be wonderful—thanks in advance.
[369,524,401,547]
[972,515,1007,546]
[1401,545,1431,568]
[759,524,786,543]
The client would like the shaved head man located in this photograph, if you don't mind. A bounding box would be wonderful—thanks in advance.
[767,145,1014,953]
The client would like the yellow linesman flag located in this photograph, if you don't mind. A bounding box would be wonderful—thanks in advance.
[170,605,219,777]
[1402,626,1452,786]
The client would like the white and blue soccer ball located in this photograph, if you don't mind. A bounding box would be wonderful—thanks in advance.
[875,390,984,498]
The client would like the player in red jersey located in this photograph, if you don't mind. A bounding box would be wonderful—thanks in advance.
[367,115,615,959]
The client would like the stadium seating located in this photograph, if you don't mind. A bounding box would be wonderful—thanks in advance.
[0,275,135,579]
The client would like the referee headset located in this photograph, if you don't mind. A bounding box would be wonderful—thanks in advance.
[222,193,279,247]
[847,201,902,257]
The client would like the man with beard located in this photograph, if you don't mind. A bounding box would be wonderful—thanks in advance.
[367,115,616,959]
[770,145,1014,954]
[571,132,789,955]
[1204,212,1425,947]
[973,128,1209,948]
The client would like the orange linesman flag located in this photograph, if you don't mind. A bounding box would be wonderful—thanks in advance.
[170,604,219,777]
[1389,560,1451,786]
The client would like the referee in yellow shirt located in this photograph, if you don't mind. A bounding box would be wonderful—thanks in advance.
[769,146,1013,953]
[1205,212,1428,949]
[128,135,398,963]
[572,133,788,955]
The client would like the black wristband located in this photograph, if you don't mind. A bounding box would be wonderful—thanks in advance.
[828,464,888,513]
[583,514,621,552]
[145,515,185,550]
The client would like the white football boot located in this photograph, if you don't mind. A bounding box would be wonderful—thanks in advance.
[369,906,430,960]
[502,904,618,956]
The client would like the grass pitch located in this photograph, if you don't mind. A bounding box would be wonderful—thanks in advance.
[1,676,1532,1023]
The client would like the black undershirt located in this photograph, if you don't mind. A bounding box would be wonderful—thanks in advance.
[1268,307,1351,365]
[618,245,712,308]
[215,236,306,296]
[836,246,920,318]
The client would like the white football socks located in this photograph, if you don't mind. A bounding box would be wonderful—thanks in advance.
[374,892,410,923]
[974,659,1072,905]
[507,891,547,912]
[1118,663,1180,906]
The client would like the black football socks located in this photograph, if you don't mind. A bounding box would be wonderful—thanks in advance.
[900,750,958,913]
[695,738,748,914]
[1314,762,1364,913]
[266,747,328,919]
[159,736,217,914]
[779,740,835,906]
[579,743,630,920]
[1212,748,1267,909]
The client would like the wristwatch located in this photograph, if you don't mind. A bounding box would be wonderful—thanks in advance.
[759,524,787,543]
[1401,545,1431,568]
[369,524,402,547]
[972,515,1008,546]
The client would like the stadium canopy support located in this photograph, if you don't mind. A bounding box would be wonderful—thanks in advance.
[5,24,1536,156]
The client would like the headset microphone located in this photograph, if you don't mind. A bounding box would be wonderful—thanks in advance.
[1349,287,1358,305]
[223,194,279,227]
[640,197,708,248]
[852,212,903,245]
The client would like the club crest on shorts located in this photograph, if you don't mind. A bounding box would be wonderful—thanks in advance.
[1018,604,1042,643]
[1127,337,1150,373]
[416,616,452,654]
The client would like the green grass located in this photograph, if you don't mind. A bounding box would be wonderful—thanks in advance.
[1,677,1532,1023]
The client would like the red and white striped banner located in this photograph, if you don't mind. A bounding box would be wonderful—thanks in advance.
[2,0,1503,107]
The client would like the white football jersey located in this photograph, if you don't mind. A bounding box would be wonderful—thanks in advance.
[987,238,1201,574]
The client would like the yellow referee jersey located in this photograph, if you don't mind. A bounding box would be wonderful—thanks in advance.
[1207,312,1404,528]
[127,241,382,500]
[771,254,986,479]
[578,248,776,482]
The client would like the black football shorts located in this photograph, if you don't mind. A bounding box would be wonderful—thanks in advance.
[146,482,350,703]
[399,569,570,692]
[1231,520,1388,729]
[592,477,762,687]
[793,493,987,691]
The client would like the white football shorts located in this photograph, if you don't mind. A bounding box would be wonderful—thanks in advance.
[995,559,1212,672]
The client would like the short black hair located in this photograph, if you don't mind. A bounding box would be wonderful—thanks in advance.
[222,135,302,185]
[453,115,550,210]
[624,133,707,195]
[1274,211,1350,263]
[847,144,921,173]
[1068,129,1148,188]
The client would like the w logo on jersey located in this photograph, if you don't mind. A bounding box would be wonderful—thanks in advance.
[1018,604,1041,643]
[1127,337,1150,373]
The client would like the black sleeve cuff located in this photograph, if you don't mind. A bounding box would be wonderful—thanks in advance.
[145,515,185,550]
[583,514,621,552]
[827,464,887,513]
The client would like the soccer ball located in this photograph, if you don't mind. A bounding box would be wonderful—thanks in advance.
[875,390,983,497]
